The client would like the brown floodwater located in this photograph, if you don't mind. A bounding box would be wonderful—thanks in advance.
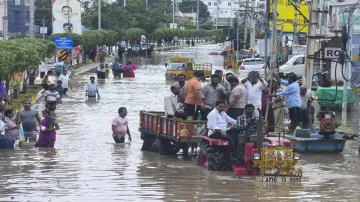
[0,44,360,201]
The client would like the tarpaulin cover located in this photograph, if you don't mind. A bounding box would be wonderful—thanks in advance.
[317,86,354,109]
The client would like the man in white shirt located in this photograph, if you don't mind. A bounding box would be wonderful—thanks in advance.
[85,76,100,99]
[39,61,47,79]
[164,86,180,118]
[97,63,107,79]
[241,71,268,117]
[207,100,236,139]
[58,70,72,95]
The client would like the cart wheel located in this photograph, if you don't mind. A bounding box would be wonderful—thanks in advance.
[151,137,165,155]
[141,134,154,151]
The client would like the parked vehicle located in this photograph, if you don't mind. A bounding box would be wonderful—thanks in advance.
[223,50,251,71]
[209,44,226,55]
[239,58,266,77]
[279,55,305,77]
[165,56,212,80]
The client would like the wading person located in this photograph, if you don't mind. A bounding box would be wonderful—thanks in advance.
[55,57,64,77]
[2,109,19,149]
[201,74,226,119]
[85,76,100,99]
[35,109,60,148]
[58,69,72,95]
[226,77,247,119]
[112,107,132,143]
[0,76,7,104]
[184,71,204,120]
[241,71,268,117]
[111,58,123,78]
[97,62,107,79]
[272,73,301,133]
[15,100,41,142]
[123,61,136,78]
[55,80,64,98]
[44,84,60,112]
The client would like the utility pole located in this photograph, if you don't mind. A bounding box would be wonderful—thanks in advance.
[304,0,318,89]
[341,11,354,132]
[250,0,256,50]
[263,0,271,120]
[293,3,299,45]
[173,0,175,28]
[243,0,249,47]
[42,18,45,39]
[146,0,148,10]
[2,0,7,41]
[197,0,199,29]
[236,14,239,52]
[269,0,277,72]
[124,0,126,7]
[98,0,101,30]
[29,0,35,38]
[216,0,219,29]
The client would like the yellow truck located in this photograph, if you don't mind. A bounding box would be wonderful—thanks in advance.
[165,56,212,80]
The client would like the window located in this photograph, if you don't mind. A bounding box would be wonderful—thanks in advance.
[26,11,30,24]
[228,2,231,6]
[214,2,217,6]
[208,2,211,6]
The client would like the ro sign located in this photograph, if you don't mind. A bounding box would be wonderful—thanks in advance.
[324,48,341,59]
[53,37,73,50]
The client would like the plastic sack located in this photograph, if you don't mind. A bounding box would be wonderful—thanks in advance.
[18,125,25,142]
[0,120,5,136]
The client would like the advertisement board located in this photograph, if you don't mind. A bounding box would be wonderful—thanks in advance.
[52,0,82,35]
[270,0,309,33]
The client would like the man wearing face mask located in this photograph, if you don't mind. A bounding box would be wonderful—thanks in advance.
[201,74,226,119]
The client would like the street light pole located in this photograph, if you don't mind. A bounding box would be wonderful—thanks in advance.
[98,0,101,30]
[197,0,199,30]
[173,0,175,27]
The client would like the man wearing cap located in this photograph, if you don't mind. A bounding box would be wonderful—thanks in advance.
[85,76,100,99]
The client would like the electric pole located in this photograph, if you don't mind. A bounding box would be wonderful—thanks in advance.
[2,0,7,41]
[30,0,35,38]
[197,0,199,29]
[270,0,278,73]
[98,0,101,30]
[124,0,126,7]
[250,0,256,50]
[243,0,249,47]
[293,3,299,45]
[173,0,175,28]
[42,18,45,39]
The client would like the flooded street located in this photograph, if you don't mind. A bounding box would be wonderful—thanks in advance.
[1,44,360,201]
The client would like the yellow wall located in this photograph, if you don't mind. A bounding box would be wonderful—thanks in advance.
[270,0,309,33]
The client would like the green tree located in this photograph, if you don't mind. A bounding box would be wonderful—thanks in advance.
[179,0,210,22]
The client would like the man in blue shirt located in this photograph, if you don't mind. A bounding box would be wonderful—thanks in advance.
[55,57,64,77]
[272,73,301,132]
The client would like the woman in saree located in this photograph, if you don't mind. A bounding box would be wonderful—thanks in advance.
[35,109,60,148]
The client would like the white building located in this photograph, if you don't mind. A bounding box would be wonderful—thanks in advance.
[201,0,266,26]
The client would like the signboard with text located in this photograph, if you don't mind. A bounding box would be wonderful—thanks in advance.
[53,37,73,50]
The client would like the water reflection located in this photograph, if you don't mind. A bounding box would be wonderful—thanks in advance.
[0,44,360,201]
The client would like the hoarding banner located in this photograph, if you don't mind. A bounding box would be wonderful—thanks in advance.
[270,0,309,33]
[52,0,82,35]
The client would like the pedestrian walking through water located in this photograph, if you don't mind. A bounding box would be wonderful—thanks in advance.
[35,109,60,148]
[85,76,101,99]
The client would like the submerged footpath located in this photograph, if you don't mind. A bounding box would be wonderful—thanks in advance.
[30,57,114,108]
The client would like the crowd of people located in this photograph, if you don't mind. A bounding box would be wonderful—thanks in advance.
[165,72,314,137]
[163,70,315,164]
